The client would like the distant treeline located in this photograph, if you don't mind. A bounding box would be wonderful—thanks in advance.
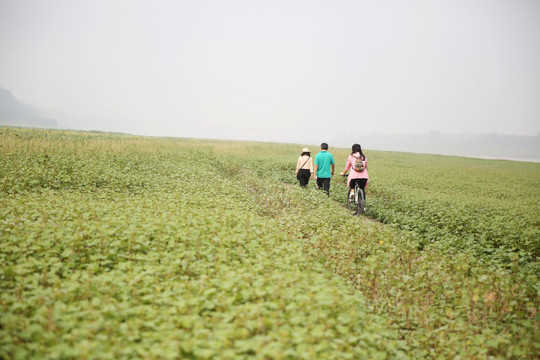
[334,131,540,162]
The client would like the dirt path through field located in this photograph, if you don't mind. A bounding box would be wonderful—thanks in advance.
[284,180,379,223]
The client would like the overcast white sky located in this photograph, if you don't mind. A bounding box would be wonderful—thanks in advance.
[1,0,539,143]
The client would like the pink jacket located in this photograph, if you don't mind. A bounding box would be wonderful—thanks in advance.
[344,152,369,188]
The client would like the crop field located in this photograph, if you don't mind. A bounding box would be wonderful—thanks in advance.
[1,127,539,359]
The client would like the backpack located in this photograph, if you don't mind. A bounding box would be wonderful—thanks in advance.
[353,156,365,172]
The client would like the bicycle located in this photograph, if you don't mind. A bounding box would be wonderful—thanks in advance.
[342,175,365,216]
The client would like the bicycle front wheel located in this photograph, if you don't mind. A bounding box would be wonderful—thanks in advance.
[347,189,359,215]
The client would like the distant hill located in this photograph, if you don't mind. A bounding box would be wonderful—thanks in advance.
[0,87,57,127]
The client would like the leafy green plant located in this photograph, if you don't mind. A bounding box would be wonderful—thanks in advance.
[1,127,538,359]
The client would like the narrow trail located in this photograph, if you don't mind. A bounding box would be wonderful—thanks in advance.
[283,179,379,223]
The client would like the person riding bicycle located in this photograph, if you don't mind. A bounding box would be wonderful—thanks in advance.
[339,143,369,201]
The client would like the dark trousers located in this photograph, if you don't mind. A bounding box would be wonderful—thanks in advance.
[350,178,367,200]
[316,177,331,196]
[297,169,311,187]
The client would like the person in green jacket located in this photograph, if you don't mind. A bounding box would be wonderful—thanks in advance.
[313,142,335,196]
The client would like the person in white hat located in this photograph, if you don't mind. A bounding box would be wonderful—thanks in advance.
[296,147,313,187]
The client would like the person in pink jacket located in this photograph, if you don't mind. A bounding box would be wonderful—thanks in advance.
[339,143,369,201]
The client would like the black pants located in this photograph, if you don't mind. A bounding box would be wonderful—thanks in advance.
[316,177,331,196]
[350,178,367,200]
[297,169,311,187]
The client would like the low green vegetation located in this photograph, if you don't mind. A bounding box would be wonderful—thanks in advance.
[1,127,539,359]
[365,151,540,272]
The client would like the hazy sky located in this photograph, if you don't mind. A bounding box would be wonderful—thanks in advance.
[1,0,539,143]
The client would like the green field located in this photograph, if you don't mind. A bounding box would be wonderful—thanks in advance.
[1,127,539,359]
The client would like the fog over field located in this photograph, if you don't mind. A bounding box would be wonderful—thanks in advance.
[1,0,539,160]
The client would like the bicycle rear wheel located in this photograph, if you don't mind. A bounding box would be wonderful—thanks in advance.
[356,189,365,215]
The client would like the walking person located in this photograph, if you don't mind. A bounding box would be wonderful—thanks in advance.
[296,147,313,187]
[340,143,369,203]
[314,143,335,196]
